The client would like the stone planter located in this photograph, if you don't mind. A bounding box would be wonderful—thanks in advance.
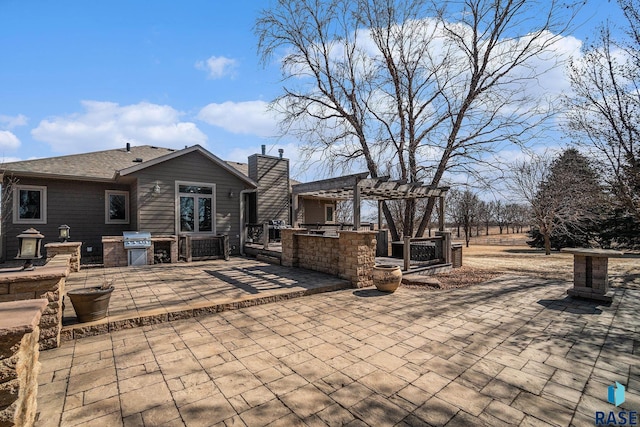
[67,286,114,322]
[372,264,402,293]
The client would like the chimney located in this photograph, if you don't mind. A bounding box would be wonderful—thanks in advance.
[278,148,284,159]
[126,142,131,152]
[261,144,266,155]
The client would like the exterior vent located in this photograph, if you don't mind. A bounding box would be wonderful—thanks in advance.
[133,158,143,163]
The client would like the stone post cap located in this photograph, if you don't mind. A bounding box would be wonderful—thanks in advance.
[560,248,624,257]
[0,299,48,334]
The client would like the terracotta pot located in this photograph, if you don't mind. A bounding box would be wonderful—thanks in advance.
[373,264,402,293]
[67,286,114,322]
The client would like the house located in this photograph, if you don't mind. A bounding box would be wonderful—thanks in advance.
[0,143,292,264]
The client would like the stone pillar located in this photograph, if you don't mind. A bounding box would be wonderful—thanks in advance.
[281,228,306,267]
[338,230,377,288]
[562,248,624,303]
[45,242,82,272]
[0,299,48,427]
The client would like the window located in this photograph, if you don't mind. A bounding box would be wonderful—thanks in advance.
[14,185,47,224]
[176,182,215,233]
[105,190,129,224]
[325,204,335,223]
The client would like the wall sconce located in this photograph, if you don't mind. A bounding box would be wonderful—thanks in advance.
[58,224,70,242]
[228,190,235,198]
[152,182,161,195]
[15,228,44,270]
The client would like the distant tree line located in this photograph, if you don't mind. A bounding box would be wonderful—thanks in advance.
[446,190,530,247]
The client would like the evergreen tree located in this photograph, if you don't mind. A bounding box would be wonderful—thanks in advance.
[525,149,604,253]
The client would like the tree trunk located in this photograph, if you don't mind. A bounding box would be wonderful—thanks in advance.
[543,232,551,255]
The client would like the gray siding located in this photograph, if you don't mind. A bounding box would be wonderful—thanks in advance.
[132,151,254,254]
[248,154,290,224]
[1,177,131,262]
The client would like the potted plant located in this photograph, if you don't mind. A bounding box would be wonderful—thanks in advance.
[372,264,402,292]
[66,279,114,322]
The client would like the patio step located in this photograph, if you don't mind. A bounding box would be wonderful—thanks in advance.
[60,280,350,342]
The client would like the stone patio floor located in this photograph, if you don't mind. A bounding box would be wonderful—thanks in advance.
[38,268,639,426]
[62,259,350,340]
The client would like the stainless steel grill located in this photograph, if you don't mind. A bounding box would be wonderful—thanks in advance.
[123,231,151,266]
[123,231,152,249]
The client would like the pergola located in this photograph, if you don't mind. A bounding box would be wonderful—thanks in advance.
[291,171,450,231]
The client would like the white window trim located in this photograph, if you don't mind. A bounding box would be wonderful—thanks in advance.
[175,181,216,234]
[325,203,335,224]
[105,190,130,224]
[13,185,47,224]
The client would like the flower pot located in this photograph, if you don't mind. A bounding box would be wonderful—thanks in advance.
[373,264,402,293]
[67,286,114,322]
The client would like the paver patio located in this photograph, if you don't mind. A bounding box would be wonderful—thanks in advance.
[39,269,639,426]
[62,259,350,339]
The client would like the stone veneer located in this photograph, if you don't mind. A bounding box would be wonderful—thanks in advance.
[0,299,47,427]
[0,255,70,350]
[281,229,377,288]
[44,242,82,272]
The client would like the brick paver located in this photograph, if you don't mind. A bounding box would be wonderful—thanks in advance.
[37,270,639,426]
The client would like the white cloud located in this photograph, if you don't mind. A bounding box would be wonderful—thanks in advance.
[198,100,279,137]
[0,131,21,150]
[31,101,207,154]
[0,114,28,129]
[195,56,238,79]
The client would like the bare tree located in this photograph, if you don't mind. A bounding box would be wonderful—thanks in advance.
[565,0,640,220]
[449,189,480,246]
[256,0,581,241]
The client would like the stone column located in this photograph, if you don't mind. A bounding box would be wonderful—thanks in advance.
[0,299,48,427]
[44,242,82,272]
[280,228,306,267]
[338,230,377,288]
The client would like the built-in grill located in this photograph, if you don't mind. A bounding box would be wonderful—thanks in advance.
[123,231,152,266]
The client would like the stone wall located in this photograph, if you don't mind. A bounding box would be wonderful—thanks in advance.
[0,256,70,350]
[44,242,82,272]
[0,299,47,427]
[282,229,377,288]
[296,235,340,276]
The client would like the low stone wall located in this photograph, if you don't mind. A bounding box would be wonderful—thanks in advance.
[0,255,70,350]
[44,242,81,272]
[0,299,48,427]
[282,229,376,288]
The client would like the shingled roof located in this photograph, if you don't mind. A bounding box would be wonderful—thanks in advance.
[0,145,254,184]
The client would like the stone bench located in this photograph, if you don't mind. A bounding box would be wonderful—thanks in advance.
[561,248,624,302]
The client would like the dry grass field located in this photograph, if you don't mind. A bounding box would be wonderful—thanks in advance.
[461,235,640,280]
[410,233,640,290]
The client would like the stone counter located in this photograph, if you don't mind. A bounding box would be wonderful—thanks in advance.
[0,299,48,427]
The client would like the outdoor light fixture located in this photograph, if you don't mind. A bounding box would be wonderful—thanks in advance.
[228,190,235,198]
[58,224,70,242]
[152,182,161,195]
[15,228,44,271]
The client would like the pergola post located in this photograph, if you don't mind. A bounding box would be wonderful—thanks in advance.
[377,200,383,230]
[438,194,446,232]
[292,193,299,227]
[353,180,361,230]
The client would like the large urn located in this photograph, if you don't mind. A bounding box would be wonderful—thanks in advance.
[372,264,402,293]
